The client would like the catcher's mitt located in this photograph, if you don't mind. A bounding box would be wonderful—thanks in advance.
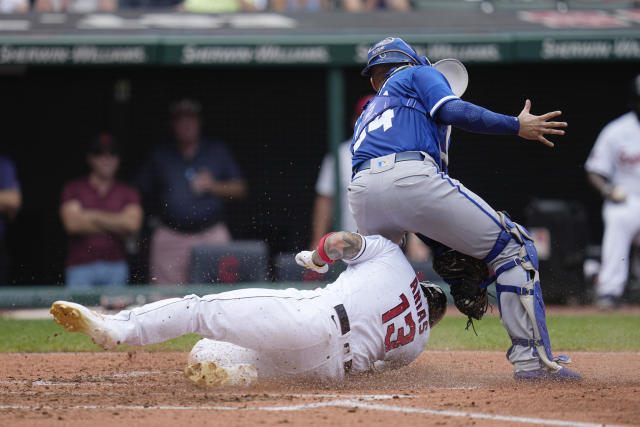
[432,248,490,332]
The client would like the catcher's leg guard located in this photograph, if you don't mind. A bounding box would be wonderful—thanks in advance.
[486,212,567,372]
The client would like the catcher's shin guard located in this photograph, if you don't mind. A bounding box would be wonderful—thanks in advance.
[486,212,566,372]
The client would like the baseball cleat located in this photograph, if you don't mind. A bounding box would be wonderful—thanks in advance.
[50,301,120,350]
[184,361,257,387]
[514,367,582,382]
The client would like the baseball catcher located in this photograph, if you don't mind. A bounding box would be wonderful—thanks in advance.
[347,37,580,381]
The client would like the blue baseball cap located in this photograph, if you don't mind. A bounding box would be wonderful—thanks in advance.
[361,37,423,77]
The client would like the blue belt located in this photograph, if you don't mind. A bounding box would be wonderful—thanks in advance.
[354,151,426,174]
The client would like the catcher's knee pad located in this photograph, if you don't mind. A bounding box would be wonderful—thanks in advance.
[486,212,567,371]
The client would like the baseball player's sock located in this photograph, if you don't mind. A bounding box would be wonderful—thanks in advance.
[183,361,257,387]
[514,366,582,382]
[50,301,122,350]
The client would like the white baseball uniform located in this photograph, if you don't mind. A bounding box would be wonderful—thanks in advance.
[585,111,640,298]
[100,235,431,379]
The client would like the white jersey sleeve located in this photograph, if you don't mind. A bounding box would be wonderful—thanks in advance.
[315,153,335,197]
[585,121,617,179]
[342,234,395,265]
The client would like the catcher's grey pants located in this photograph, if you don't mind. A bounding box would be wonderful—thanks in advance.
[348,155,542,372]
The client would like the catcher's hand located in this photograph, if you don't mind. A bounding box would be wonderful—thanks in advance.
[295,251,328,274]
[432,248,489,325]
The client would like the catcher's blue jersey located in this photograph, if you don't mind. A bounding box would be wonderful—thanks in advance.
[351,65,457,172]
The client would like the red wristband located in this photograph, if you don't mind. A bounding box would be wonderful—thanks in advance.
[318,232,337,264]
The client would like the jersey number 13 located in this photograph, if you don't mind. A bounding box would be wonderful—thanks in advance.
[381,293,415,352]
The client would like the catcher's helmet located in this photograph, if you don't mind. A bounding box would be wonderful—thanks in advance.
[361,37,424,77]
[420,281,447,328]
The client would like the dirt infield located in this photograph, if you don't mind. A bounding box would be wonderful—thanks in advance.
[1,350,639,427]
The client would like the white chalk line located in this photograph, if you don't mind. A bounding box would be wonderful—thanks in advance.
[0,400,626,427]
[1,370,621,426]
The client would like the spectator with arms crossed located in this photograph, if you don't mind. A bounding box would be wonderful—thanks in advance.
[60,134,142,287]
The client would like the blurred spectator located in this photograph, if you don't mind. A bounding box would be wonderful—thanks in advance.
[0,156,21,285]
[270,0,326,12]
[0,0,29,13]
[342,0,409,12]
[585,74,640,309]
[35,0,116,12]
[136,99,247,285]
[310,94,429,261]
[60,134,142,287]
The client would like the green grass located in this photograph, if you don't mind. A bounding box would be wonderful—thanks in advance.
[0,319,201,353]
[1,314,639,353]
[428,314,640,351]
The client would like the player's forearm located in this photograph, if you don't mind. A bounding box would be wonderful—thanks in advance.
[310,195,333,249]
[436,99,519,135]
[209,180,248,199]
[311,231,363,265]
[587,172,613,199]
[0,189,21,216]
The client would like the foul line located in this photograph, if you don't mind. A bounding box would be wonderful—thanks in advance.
[0,400,626,427]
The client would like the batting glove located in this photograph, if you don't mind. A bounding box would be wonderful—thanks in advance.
[295,251,328,274]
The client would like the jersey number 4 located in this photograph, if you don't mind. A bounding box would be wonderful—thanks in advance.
[382,293,415,352]
[353,109,395,153]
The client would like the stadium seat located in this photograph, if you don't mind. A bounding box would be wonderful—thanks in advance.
[190,240,269,284]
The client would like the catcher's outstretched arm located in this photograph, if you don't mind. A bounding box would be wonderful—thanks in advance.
[312,231,363,266]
